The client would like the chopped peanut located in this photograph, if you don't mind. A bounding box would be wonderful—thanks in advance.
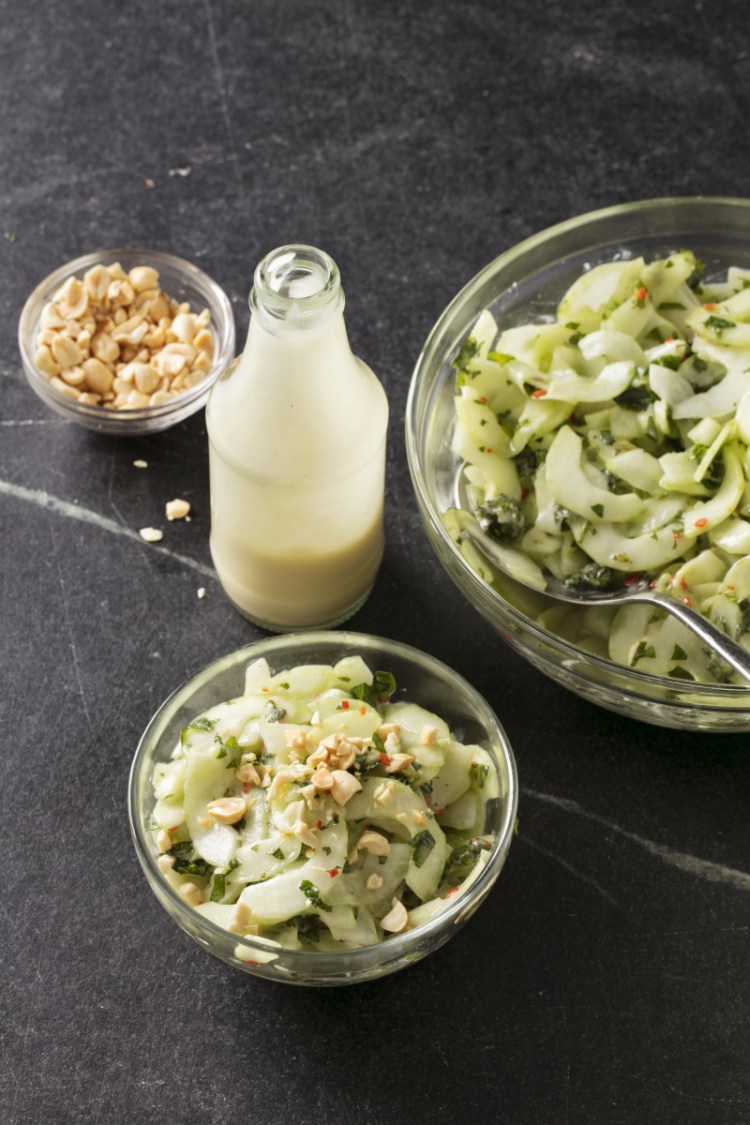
[227,901,254,934]
[329,769,362,805]
[379,898,408,933]
[36,262,214,411]
[358,830,390,856]
[179,882,204,907]
[385,752,416,774]
[206,796,246,824]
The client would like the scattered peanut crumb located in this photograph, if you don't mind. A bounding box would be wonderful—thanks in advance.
[133,459,148,469]
[166,498,191,520]
[197,587,206,599]
[139,527,163,542]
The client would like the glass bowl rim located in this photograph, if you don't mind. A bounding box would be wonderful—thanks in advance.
[128,630,519,966]
[405,195,750,702]
[18,246,236,423]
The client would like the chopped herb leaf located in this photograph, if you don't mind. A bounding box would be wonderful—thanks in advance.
[294,914,321,942]
[654,353,682,371]
[631,641,656,666]
[591,503,605,518]
[564,562,616,590]
[169,841,210,876]
[190,716,214,731]
[210,874,226,902]
[452,336,481,372]
[299,879,332,912]
[476,494,526,543]
[671,644,688,662]
[215,735,242,767]
[705,314,735,334]
[351,670,397,708]
[411,829,436,868]
[472,762,489,789]
[263,700,287,723]
[272,847,285,860]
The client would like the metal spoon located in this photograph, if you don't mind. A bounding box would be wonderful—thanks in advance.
[462,520,750,682]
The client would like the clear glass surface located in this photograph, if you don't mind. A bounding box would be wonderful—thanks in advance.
[406,197,750,731]
[128,632,518,986]
[18,248,236,435]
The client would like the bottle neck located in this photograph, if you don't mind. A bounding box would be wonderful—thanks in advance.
[249,244,345,334]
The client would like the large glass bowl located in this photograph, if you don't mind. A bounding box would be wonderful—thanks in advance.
[406,197,750,731]
[19,248,235,435]
[128,632,518,986]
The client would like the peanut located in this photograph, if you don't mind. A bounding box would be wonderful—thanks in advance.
[35,262,215,412]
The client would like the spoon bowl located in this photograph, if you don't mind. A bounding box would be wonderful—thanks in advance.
[462,519,750,683]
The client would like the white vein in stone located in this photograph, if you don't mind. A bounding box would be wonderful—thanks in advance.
[0,477,215,580]
[0,418,64,426]
[524,787,750,893]
[521,833,621,909]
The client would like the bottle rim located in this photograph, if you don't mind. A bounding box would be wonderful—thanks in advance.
[250,244,344,325]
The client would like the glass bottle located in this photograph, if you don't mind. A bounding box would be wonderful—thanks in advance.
[206,244,388,631]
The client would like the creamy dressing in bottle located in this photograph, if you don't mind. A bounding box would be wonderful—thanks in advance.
[206,245,388,630]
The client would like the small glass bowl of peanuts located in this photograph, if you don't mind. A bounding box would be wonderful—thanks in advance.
[18,248,236,435]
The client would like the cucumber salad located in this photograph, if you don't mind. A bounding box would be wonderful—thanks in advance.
[446,250,750,683]
[151,656,497,951]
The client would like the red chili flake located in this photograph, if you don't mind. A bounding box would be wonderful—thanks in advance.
[477,395,488,404]
[635,286,647,302]
[340,699,350,710]
[170,826,178,833]
[521,488,530,500]
[359,706,366,716]
[665,336,674,343]
[683,597,693,607]
[327,867,340,878]
[703,302,717,311]
[674,532,683,539]
[445,887,460,898]
[727,584,736,591]
[694,517,708,529]
[243,782,250,793]
[532,389,547,398]
[261,687,270,693]
[316,820,323,829]
[679,578,689,590]
[570,412,579,425]
[437,807,445,817]
[379,753,391,766]
[648,580,657,589]
[624,575,638,586]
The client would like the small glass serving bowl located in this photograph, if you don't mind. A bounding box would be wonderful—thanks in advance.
[406,197,750,731]
[18,248,235,435]
[128,632,518,986]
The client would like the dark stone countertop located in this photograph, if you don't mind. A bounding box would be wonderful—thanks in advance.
[2,2,750,1122]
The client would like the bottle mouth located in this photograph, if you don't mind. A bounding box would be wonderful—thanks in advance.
[251,244,343,325]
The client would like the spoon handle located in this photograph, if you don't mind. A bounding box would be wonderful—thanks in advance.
[637,590,750,682]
